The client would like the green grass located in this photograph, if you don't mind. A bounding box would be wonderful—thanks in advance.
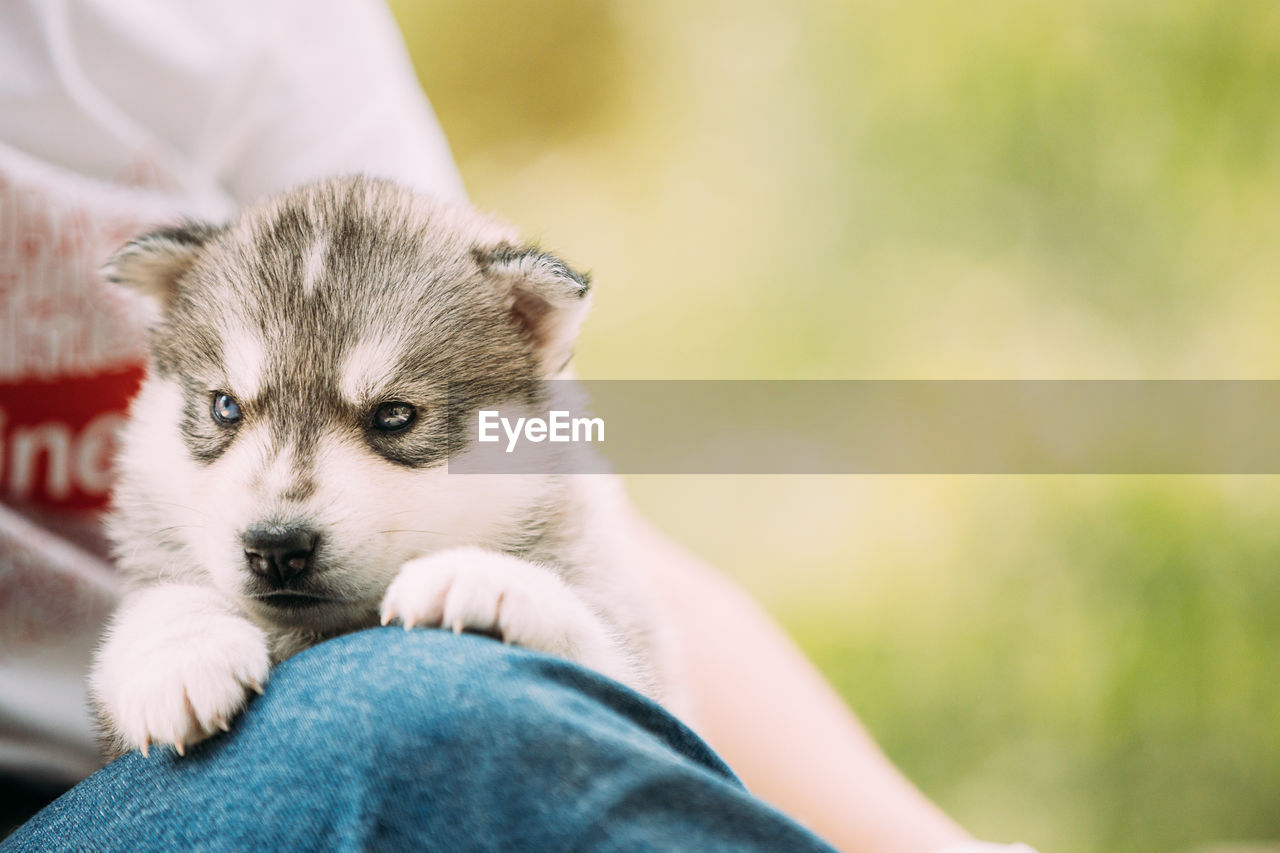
[390,3,1280,849]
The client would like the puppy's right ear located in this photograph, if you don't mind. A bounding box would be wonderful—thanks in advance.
[100,222,222,308]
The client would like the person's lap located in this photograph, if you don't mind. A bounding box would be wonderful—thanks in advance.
[4,628,836,852]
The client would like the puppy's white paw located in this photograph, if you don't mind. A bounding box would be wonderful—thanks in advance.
[381,547,634,685]
[90,584,270,756]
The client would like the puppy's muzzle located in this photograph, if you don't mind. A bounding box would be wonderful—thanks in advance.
[242,524,319,588]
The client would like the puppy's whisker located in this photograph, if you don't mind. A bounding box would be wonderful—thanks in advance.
[143,500,211,519]
[378,529,445,536]
[150,525,208,537]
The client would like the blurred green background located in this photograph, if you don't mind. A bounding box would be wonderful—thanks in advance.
[388,2,1280,850]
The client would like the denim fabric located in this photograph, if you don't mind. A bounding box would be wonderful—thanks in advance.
[5,628,838,852]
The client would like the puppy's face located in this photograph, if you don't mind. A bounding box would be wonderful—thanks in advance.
[105,177,590,631]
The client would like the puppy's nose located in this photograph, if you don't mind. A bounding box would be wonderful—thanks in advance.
[242,524,318,587]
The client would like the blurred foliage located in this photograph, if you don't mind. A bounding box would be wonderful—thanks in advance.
[388,2,1280,850]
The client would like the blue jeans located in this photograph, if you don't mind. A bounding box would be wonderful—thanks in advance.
[5,628,837,851]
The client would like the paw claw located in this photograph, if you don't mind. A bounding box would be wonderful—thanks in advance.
[381,549,629,686]
[92,589,271,762]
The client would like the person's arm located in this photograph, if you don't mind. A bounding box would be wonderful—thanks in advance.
[629,510,973,853]
[0,504,119,784]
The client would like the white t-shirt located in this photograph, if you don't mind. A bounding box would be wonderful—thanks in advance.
[0,0,464,784]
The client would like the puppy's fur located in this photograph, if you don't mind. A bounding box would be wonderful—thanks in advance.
[90,176,672,757]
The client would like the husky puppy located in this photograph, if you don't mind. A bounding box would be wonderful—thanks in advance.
[90,176,669,757]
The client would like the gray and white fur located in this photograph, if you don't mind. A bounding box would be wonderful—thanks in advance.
[90,176,674,758]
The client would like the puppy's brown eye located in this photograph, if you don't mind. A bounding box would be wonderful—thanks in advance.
[373,402,415,432]
[212,393,242,425]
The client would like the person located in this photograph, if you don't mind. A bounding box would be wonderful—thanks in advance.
[0,1,1036,850]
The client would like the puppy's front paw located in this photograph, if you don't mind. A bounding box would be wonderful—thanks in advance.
[90,585,270,757]
[381,547,634,685]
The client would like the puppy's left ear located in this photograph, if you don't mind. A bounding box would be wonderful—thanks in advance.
[475,245,593,375]
[100,222,223,309]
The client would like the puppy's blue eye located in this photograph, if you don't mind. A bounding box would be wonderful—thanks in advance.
[212,393,242,424]
[374,401,415,432]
